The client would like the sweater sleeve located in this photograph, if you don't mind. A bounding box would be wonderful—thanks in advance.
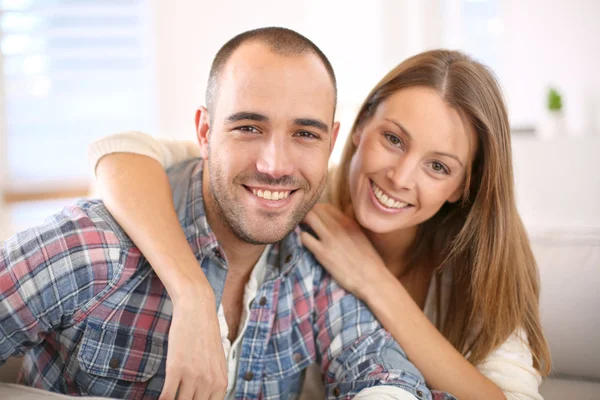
[475,329,543,400]
[87,131,201,175]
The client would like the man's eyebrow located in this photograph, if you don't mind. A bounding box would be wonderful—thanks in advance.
[293,118,329,133]
[385,118,464,166]
[225,112,269,123]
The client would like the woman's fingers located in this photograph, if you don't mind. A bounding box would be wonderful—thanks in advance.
[311,203,340,226]
[300,231,325,261]
[158,372,180,400]
[175,380,195,400]
[303,210,329,239]
[208,390,227,400]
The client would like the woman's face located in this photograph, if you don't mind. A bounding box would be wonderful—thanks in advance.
[349,86,477,234]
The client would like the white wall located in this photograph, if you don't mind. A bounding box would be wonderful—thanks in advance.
[500,0,600,231]
[513,136,600,231]
[148,0,429,140]
[502,0,600,133]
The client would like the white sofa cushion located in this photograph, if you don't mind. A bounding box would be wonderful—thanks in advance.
[531,230,600,379]
[539,378,600,400]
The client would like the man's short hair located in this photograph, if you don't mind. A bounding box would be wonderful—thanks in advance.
[205,27,337,115]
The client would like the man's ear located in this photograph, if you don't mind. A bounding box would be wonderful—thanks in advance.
[195,107,210,159]
[329,121,341,155]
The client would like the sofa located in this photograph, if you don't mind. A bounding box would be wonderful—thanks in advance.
[1,230,598,399]
[535,229,600,399]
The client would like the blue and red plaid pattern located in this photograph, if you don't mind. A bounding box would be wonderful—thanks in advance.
[0,159,455,400]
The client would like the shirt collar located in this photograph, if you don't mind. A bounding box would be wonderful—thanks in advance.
[184,161,222,260]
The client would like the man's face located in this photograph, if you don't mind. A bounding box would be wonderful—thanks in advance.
[198,42,339,244]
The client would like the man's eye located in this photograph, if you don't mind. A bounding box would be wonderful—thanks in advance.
[294,131,319,139]
[237,126,259,133]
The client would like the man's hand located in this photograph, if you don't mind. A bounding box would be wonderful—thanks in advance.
[159,288,227,400]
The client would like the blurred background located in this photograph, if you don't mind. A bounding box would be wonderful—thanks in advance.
[0,0,599,237]
[0,0,598,395]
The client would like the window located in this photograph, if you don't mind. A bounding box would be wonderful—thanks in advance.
[0,0,156,234]
[441,0,503,76]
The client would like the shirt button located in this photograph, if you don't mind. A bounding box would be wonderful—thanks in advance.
[285,254,293,263]
[259,296,267,306]
[332,386,341,396]
[109,358,120,369]
[293,353,302,363]
[243,371,254,381]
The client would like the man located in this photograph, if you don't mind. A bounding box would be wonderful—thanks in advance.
[0,28,451,400]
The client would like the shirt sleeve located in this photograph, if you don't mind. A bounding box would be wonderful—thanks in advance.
[312,270,435,400]
[0,201,127,363]
[87,131,200,175]
[475,329,543,400]
[354,386,419,399]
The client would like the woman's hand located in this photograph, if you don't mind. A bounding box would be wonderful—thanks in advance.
[300,203,388,299]
[160,286,228,400]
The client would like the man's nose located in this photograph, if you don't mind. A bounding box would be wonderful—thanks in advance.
[255,135,295,179]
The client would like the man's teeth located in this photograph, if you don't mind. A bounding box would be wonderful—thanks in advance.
[371,182,409,209]
[252,188,291,200]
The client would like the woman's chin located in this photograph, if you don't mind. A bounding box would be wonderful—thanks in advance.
[355,207,407,235]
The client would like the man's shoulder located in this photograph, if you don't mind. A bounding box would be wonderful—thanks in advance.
[4,199,136,258]
[276,228,327,284]
[164,159,203,221]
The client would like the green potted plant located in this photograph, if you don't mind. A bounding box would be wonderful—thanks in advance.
[538,87,565,139]
[548,88,563,113]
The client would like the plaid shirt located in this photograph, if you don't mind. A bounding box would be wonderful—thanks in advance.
[0,160,455,400]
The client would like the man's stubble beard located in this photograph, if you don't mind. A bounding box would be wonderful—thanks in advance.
[207,156,326,245]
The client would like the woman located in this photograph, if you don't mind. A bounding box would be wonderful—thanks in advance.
[90,50,550,400]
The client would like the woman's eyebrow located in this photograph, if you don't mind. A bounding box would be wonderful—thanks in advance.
[385,118,463,166]
[385,118,412,140]
[434,151,463,166]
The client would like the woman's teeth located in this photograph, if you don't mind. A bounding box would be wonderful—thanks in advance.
[371,181,409,209]
[252,188,291,201]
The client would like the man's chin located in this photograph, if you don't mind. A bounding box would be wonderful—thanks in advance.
[233,216,298,245]
[234,229,292,245]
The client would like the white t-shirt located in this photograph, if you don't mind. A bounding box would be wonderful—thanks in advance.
[88,131,543,400]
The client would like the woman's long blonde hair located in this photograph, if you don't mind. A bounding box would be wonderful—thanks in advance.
[330,50,551,373]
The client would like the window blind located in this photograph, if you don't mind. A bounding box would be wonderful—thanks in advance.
[0,0,156,192]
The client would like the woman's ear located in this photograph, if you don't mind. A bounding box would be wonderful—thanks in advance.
[352,129,362,146]
[447,187,462,203]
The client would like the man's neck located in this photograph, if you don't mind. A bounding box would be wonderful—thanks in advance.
[201,166,268,341]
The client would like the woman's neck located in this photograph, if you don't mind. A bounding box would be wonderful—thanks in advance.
[365,224,434,309]
[365,224,419,278]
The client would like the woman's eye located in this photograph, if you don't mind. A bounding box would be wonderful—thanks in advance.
[430,161,449,174]
[384,132,403,148]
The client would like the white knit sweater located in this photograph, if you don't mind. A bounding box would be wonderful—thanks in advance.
[88,131,544,400]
